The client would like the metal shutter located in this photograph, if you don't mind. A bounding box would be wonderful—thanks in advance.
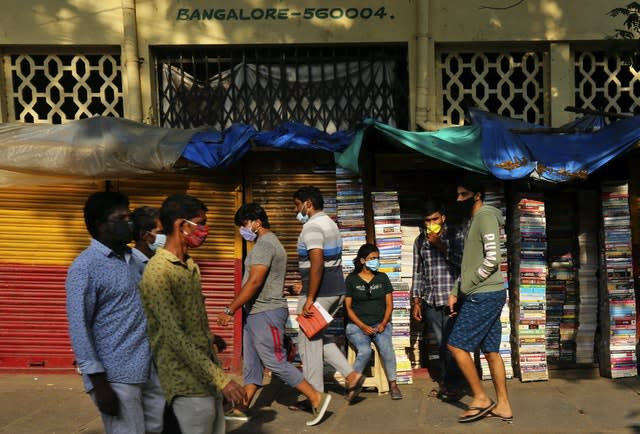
[0,182,102,370]
[115,171,243,371]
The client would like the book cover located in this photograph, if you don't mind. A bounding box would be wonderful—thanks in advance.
[296,301,334,339]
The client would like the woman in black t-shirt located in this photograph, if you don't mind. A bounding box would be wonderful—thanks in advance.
[344,243,402,400]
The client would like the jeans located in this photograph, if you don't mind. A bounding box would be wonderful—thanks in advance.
[90,364,165,434]
[172,395,225,434]
[423,302,462,389]
[345,322,397,382]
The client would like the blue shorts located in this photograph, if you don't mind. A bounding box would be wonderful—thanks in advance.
[448,290,506,353]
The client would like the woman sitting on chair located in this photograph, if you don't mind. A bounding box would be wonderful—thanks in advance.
[344,243,402,400]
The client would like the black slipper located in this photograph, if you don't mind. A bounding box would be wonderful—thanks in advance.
[287,400,312,412]
[488,411,514,423]
[345,374,366,403]
[458,400,496,423]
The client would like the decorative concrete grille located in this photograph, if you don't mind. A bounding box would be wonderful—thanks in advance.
[156,45,409,132]
[439,50,546,126]
[6,53,123,123]
[575,51,640,115]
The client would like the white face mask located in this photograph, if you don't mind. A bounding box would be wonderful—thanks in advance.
[296,211,309,224]
[296,203,309,223]
[148,233,166,251]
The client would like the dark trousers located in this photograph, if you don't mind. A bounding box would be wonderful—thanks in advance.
[423,302,463,389]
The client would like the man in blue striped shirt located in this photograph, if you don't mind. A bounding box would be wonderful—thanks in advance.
[292,186,364,412]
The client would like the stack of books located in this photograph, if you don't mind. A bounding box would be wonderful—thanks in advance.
[335,168,367,276]
[511,194,549,382]
[401,224,422,368]
[575,190,599,364]
[371,191,412,384]
[285,295,302,366]
[478,185,513,380]
[545,195,578,364]
[598,182,637,378]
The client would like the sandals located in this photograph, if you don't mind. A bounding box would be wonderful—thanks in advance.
[345,374,366,403]
[458,400,496,423]
[488,411,514,423]
[287,400,312,412]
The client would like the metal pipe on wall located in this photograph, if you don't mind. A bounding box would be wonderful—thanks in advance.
[122,0,143,122]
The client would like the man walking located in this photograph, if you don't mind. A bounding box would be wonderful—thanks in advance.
[447,176,513,423]
[292,186,364,404]
[411,200,465,401]
[66,192,165,434]
[217,203,331,426]
[139,193,245,434]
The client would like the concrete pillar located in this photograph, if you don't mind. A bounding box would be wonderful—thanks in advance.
[549,43,574,127]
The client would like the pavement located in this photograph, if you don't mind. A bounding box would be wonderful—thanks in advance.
[1,368,640,434]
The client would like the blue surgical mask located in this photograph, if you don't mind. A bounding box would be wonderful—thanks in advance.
[148,233,166,251]
[365,259,380,272]
[239,225,257,242]
[296,212,309,224]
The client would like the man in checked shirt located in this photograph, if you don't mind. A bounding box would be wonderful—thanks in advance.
[411,199,466,402]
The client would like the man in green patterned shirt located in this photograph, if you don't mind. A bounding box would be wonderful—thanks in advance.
[139,193,246,434]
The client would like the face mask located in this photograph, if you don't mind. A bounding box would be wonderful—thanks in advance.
[239,226,257,242]
[426,223,442,235]
[148,233,166,251]
[183,220,209,248]
[457,197,475,216]
[109,220,133,244]
[365,258,380,272]
[296,212,309,224]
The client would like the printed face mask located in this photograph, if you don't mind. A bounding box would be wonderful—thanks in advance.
[239,225,257,242]
[183,220,209,248]
[148,233,166,251]
[365,258,380,272]
[426,223,442,235]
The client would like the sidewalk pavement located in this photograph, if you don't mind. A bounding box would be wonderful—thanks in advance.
[1,369,640,434]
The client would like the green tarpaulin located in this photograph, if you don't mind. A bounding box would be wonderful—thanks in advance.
[335,118,488,174]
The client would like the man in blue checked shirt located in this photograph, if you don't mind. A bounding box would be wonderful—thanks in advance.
[411,199,466,402]
[66,192,164,434]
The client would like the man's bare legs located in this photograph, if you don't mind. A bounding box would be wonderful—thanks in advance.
[449,345,499,418]
[484,352,512,418]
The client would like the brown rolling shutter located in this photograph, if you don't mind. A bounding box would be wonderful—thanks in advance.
[0,182,103,370]
[245,151,337,293]
[115,171,243,371]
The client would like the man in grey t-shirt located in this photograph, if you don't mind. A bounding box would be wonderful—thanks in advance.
[217,203,332,427]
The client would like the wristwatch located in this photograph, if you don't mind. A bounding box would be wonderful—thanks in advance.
[223,306,233,316]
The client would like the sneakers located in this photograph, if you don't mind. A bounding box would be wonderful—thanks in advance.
[306,393,332,426]
[224,406,250,422]
[389,384,403,400]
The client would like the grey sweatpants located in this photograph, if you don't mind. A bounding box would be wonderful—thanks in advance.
[296,294,354,392]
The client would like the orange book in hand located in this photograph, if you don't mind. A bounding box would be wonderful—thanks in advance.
[296,301,334,338]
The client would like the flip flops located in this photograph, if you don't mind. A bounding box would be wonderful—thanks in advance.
[457,400,496,423]
[488,411,514,423]
[345,374,366,403]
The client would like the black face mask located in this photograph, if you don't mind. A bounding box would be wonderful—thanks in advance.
[108,220,133,245]
[457,197,475,216]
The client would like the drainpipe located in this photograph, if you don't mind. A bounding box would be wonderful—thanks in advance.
[415,0,432,128]
[122,0,142,122]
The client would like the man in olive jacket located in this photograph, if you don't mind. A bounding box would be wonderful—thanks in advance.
[447,176,513,424]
